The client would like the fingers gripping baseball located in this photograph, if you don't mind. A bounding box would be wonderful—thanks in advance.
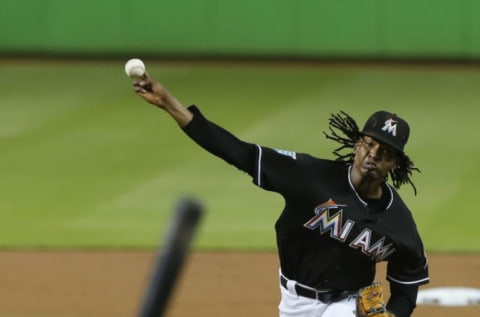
[133,72,170,108]
[127,60,193,127]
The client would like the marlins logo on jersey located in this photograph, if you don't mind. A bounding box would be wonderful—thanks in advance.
[304,199,396,261]
[304,199,352,242]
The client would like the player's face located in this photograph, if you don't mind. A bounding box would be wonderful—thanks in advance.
[353,136,398,180]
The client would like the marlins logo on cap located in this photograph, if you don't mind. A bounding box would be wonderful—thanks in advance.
[361,111,410,152]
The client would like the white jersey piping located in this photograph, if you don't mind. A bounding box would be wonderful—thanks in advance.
[255,144,262,186]
[387,274,430,285]
[347,165,394,210]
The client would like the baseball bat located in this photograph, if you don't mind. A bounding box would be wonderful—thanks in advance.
[138,197,204,317]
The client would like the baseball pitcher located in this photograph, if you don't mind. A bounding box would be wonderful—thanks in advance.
[130,71,429,317]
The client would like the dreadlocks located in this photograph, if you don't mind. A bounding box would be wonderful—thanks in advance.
[323,111,420,195]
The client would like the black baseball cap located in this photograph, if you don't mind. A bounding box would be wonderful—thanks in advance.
[361,111,410,152]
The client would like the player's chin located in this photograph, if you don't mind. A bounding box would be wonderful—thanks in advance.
[362,166,382,179]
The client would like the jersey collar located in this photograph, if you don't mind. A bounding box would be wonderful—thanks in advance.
[347,165,394,209]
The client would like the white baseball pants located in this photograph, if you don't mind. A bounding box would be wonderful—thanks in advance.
[279,273,357,317]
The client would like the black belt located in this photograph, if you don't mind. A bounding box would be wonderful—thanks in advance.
[280,275,354,303]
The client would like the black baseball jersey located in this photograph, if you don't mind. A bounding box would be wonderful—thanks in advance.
[182,105,429,292]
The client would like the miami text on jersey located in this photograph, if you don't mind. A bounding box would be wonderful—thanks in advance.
[303,199,396,261]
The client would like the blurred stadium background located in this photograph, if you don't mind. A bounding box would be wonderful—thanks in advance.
[2,1,480,317]
[1,0,479,252]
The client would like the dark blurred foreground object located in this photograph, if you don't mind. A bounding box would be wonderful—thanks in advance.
[138,197,204,317]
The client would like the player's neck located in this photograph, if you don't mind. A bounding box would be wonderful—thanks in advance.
[350,169,383,199]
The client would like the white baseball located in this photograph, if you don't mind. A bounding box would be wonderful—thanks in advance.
[125,58,146,78]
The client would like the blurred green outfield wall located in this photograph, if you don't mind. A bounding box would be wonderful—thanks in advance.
[1,0,480,59]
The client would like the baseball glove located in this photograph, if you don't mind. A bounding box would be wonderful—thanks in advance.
[355,282,389,317]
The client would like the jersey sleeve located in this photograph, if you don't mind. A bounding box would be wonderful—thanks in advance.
[181,105,257,175]
[386,238,430,287]
[253,145,310,196]
[182,105,314,197]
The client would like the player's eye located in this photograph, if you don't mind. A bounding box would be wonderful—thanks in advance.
[380,148,396,160]
[362,140,373,148]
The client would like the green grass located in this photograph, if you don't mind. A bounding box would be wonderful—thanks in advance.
[0,59,479,252]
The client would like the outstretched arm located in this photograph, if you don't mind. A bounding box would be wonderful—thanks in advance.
[130,71,257,176]
[132,71,193,127]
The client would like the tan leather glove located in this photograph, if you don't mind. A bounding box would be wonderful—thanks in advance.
[355,282,391,317]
